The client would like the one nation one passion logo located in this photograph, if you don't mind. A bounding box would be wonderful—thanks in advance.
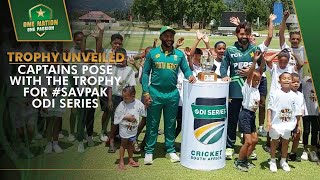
[24,4,57,37]
[8,0,72,41]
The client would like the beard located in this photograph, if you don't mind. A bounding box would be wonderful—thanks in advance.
[162,40,174,48]
[239,38,249,46]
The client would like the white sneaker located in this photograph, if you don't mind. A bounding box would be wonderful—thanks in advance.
[258,128,268,137]
[250,151,257,160]
[44,142,52,154]
[280,160,290,172]
[166,153,180,163]
[87,136,94,147]
[78,142,85,153]
[53,144,63,153]
[269,160,277,172]
[100,134,109,142]
[67,134,76,142]
[35,133,43,140]
[226,148,234,160]
[58,132,64,139]
[144,154,153,165]
[310,151,319,162]
[301,151,308,161]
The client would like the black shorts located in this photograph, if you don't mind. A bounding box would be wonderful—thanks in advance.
[99,86,110,111]
[258,76,267,96]
[177,106,183,120]
[100,95,109,112]
[100,95,123,122]
[239,109,256,134]
[111,95,123,111]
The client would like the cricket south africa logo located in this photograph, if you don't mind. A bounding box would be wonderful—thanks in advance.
[191,98,227,145]
[25,4,57,37]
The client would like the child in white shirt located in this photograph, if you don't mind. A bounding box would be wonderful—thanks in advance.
[235,51,265,172]
[264,49,304,152]
[279,11,306,79]
[301,76,319,162]
[107,48,137,153]
[114,86,146,170]
[288,73,305,161]
[267,72,301,172]
[266,49,303,93]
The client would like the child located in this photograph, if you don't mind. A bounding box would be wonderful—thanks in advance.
[187,30,205,75]
[301,76,320,162]
[197,32,228,77]
[41,44,65,154]
[211,41,226,77]
[114,86,146,170]
[267,72,301,172]
[234,51,264,172]
[263,50,303,152]
[76,50,97,153]
[279,11,306,71]
[107,48,137,153]
[67,31,85,142]
[288,73,305,161]
[6,42,38,158]
[94,22,124,143]
[9,65,37,158]
[266,49,303,94]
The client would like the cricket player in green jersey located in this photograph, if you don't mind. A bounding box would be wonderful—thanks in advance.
[142,26,196,165]
[220,22,261,160]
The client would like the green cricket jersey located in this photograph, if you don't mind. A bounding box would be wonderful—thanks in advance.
[220,42,261,98]
[142,46,193,93]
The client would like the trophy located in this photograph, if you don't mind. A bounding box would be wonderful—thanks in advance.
[197,54,217,82]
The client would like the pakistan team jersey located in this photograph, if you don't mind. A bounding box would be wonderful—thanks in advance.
[142,46,193,93]
[220,42,261,98]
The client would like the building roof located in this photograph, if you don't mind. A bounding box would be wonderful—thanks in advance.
[79,11,114,21]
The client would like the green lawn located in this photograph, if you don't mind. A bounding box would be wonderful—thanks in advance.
[1,34,318,180]
[68,25,287,52]
[67,35,281,53]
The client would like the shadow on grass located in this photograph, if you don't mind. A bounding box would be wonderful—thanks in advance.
[114,156,143,165]
[260,159,296,170]
[260,160,270,170]
[113,141,183,162]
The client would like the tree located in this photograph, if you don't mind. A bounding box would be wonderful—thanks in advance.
[185,0,226,29]
[132,0,159,27]
[132,0,226,29]
[226,0,245,11]
[158,0,179,26]
[184,0,196,28]
[242,0,269,26]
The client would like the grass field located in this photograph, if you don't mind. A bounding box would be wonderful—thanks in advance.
[68,25,287,52]
[1,33,318,180]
